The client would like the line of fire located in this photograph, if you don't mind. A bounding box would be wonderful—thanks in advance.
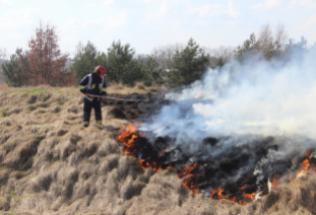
[116,123,316,205]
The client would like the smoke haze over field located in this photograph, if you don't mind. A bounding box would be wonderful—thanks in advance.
[142,47,316,142]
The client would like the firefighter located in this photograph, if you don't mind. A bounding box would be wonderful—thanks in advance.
[80,65,107,128]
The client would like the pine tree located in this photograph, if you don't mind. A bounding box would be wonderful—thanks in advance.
[168,38,209,87]
[107,41,143,85]
[2,49,29,86]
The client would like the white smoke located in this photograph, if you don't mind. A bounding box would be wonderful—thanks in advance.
[141,46,316,143]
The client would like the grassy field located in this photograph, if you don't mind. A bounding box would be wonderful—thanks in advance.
[0,86,315,215]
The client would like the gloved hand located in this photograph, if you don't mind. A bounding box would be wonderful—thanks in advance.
[80,88,97,96]
[80,88,88,94]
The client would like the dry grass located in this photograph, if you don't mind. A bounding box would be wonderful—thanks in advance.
[0,86,316,215]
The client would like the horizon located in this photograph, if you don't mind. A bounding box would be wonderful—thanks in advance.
[1,0,316,58]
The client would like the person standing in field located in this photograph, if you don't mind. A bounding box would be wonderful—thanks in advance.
[79,65,107,128]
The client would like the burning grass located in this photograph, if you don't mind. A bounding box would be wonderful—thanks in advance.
[2,86,316,215]
[117,123,316,205]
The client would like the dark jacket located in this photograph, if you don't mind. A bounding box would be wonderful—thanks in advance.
[80,72,106,95]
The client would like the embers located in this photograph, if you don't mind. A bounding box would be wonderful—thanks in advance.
[117,125,316,204]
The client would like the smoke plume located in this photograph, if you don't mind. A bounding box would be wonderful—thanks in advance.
[115,45,316,203]
[142,46,316,145]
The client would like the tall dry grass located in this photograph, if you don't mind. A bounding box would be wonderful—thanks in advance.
[0,86,315,215]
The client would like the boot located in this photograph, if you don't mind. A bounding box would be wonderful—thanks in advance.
[83,121,89,127]
[95,120,103,129]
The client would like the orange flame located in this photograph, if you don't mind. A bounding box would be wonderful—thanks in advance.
[117,124,138,142]
[117,124,139,155]
[210,188,224,200]
[296,150,312,178]
[117,124,316,205]
[301,158,310,171]
[178,163,199,178]
[179,163,200,196]
[243,192,256,200]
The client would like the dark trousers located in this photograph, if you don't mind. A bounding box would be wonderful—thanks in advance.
[83,97,102,123]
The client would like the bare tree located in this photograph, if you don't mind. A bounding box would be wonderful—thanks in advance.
[28,24,69,86]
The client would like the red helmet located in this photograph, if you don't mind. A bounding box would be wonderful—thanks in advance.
[95,65,107,75]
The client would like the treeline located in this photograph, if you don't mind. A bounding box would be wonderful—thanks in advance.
[1,24,308,88]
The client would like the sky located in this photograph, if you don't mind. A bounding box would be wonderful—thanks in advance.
[0,0,316,57]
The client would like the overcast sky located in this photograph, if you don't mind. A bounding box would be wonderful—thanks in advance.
[1,0,316,57]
